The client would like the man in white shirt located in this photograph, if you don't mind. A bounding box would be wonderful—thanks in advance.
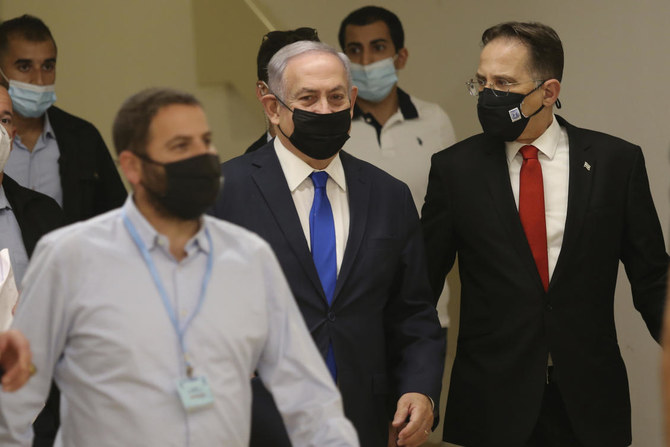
[337,6,455,210]
[0,87,358,447]
[338,5,456,329]
[421,21,668,447]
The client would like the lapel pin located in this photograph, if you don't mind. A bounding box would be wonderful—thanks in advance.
[583,161,591,171]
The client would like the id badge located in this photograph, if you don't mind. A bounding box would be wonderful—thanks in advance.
[176,376,214,411]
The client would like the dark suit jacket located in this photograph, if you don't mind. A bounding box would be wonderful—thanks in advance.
[245,132,270,154]
[47,106,127,224]
[211,143,445,446]
[3,175,63,257]
[2,174,63,447]
[421,115,669,447]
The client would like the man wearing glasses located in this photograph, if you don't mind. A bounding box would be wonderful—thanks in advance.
[245,27,320,154]
[421,21,668,447]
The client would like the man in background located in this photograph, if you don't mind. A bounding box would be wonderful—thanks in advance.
[338,5,455,209]
[0,85,62,289]
[338,5,456,330]
[0,15,126,224]
[0,15,125,445]
[245,27,320,154]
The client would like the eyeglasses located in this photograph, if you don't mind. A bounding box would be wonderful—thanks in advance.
[466,78,545,97]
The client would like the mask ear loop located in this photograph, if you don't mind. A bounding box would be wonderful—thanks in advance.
[257,81,269,96]
[519,81,547,119]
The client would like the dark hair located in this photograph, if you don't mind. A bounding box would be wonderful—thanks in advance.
[338,6,404,52]
[481,21,564,82]
[257,28,320,82]
[0,15,57,59]
[112,88,200,156]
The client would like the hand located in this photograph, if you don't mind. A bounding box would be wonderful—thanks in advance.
[0,329,34,392]
[388,423,399,447]
[391,392,434,447]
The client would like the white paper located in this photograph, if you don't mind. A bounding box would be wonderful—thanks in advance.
[0,248,19,330]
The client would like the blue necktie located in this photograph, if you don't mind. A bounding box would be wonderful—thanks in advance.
[309,171,337,380]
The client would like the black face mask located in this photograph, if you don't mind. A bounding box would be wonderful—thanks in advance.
[477,86,544,141]
[274,96,351,160]
[139,153,222,220]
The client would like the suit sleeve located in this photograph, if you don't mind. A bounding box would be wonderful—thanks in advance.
[420,153,458,300]
[384,183,445,415]
[620,146,669,341]
[256,244,359,446]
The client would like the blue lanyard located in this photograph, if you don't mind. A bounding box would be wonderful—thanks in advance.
[123,211,214,377]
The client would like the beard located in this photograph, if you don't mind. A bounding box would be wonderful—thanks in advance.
[139,161,186,221]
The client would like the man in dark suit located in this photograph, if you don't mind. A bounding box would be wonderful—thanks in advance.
[0,84,63,447]
[0,15,126,224]
[212,41,444,447]
[0,16,124,446]
[421,22,669,447]
[245,27,320,154]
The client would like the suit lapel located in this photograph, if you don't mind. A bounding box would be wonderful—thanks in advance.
[483,138,546,290]
[250,148,326,301]
[550,117,594,288]
[332,152,370,305]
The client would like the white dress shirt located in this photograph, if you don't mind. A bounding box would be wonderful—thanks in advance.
[274,138,349,274]
[505,115,570,280]
[0,197,358,447]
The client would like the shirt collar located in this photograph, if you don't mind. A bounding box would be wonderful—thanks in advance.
[506,114,561,162]
[0,185,10,210]
[353,87,419,121]
[13,113,56,148]
[122,196,210,257]
[43,112,56,140]
[273,138,347,193]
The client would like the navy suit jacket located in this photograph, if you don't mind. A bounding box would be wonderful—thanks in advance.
[211,142,445,446]
[421,115,669,447]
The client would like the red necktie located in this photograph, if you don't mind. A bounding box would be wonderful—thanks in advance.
[519,145,549,291]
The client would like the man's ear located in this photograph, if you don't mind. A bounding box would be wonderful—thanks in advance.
[256,81,269,101]
[542,79,561,107]
[349,86,358,118]
[261,95,281,126]
[119,150,142,187]
[394,47,408,70]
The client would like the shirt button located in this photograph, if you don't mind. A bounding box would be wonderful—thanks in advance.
[327,311,336,322]
[545,303,553,312]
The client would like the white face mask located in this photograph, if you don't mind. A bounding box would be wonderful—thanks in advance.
[0,124,11,172]
[0,68,57,118]
[349,56,398,102]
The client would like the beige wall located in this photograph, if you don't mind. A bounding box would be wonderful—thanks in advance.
[2,1,668,445]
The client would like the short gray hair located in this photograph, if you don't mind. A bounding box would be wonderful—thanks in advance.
[267,40,352,101]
